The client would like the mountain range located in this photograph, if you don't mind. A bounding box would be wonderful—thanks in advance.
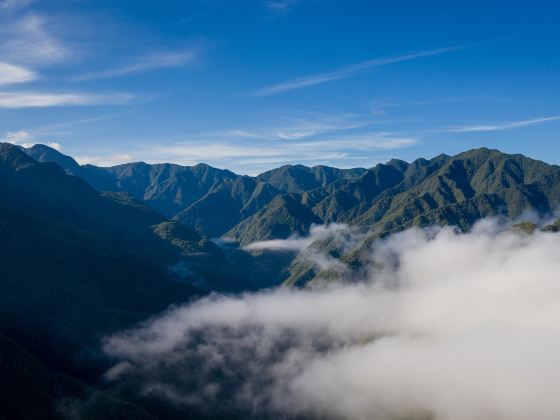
[3,141,560,418]
[26,143,560,244]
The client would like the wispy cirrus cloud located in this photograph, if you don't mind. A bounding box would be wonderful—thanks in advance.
[73,49,199,81]
[304,132,418,150]
[254,45,466,96]
[368,96,480,116]
[265,0,299,14]
[0,62,36,85]
[211,114,372,141]
[32,112,128,134]
[3,113,127,151]
[0,91,134,108]
[79,131,418,174]
[0,10,164,110]
[447,116,560,133]
[0,0,34,11]
[0,14,70,66]
[276,118,368,139]
[61,111,417,173]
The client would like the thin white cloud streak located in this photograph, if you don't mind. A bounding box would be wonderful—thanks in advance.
[104,220,560,419]
[0,91,134,108]
[0,62,36,85]
[447,115,560,132]
[244,224,367,274]
[73,50,198,81]
[304,133,417,150]
[276,119,368,140]
[31,112,128,133]
[254,45,465,96]
[244,224,352,252]
[369,96,480,116]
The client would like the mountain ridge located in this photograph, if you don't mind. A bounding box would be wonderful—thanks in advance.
[6,141,560,417]
[0,143,289,381]
[22,144,560,246]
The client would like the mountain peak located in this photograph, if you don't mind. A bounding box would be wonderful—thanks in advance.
[24,143,81,175]
[0,142,38,169]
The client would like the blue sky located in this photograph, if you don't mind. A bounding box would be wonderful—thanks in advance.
[0,0,559,174]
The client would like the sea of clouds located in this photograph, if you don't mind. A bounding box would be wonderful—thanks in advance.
[103,220,560,419]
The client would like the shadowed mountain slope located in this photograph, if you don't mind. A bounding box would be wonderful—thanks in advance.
[11,142,560,416]
[25,144,239,218]
[0,144,263,379]
[0,334,154,420]
[2,143,304,377]
[173,176,282,237]
[24,144,560,245]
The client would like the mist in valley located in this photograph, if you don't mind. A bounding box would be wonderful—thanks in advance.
[102,219,560,420]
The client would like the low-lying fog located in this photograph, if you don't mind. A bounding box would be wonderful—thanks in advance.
[103,220,560,419]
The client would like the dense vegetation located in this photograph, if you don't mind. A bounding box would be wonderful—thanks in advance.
[28,145,560,245]
[2,142,559,418]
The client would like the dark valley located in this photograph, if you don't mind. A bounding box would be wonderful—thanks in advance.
[1,142,560,418]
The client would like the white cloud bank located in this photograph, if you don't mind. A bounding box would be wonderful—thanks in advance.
[2,129,61,150]
[104,220,560,419]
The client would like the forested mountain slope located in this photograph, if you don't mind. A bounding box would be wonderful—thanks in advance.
[28,145,560,246]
